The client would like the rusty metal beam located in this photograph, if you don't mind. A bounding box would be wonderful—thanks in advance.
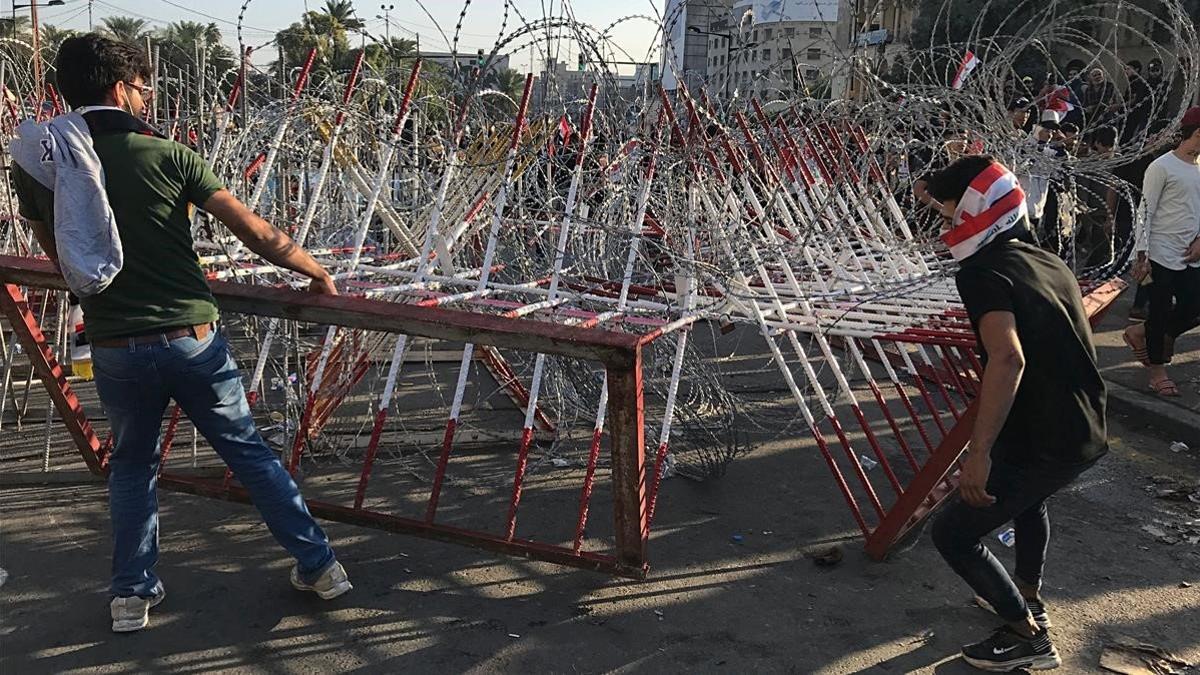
[0,256,641,368]
[864,401,978,561]
[606,346,649,574]
[0,283,105,476]
[156,473,648,579]
[0,257,653,577]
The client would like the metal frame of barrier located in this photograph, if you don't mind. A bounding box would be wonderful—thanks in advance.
[0,255,652,578]
[0,255,1127,573]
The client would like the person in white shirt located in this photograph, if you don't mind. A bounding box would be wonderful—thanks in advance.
[1124,106,1200,396]
[1018,118,1068,246]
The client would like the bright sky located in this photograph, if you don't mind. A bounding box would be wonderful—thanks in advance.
[31,0,666,74]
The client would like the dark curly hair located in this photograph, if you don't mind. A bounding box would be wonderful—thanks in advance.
[924,155,997,204]
[53,33,150,108]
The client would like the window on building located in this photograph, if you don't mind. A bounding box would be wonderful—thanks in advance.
[761,48,771,60]
[764,28,773,40]
[753,29,759,41]
[752,49,758,61]
[805,68,819,79]
[809,26,823,39]
[786,27,795,37]
[782,48,792,59]
[807,48,822,60]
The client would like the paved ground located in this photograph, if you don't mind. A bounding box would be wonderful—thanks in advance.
[2,282,1198,673]
[1093,283,1200,443]
[2,395,1198,672]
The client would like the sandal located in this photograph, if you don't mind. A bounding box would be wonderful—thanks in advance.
[1122,326,1150,367]
[1149,377,1180,397]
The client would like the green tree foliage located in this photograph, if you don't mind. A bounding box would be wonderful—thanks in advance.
[489,67,526,102]
[322,0,364,30]
[275,11,352,75]
[155,21,235,77]
[100,16,150,44]
[39,24,77,62]
[353,37,417,74]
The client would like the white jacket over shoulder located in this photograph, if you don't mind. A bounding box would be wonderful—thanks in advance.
[10,111,123,296]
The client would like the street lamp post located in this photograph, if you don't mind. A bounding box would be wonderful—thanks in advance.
[14,0,64,104]
[379,4,394,43]
[377,6,420,63]
[12,0,63,39]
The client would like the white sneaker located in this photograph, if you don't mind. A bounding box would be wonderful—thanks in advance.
[290,561,352,600]
[110,588,166,633]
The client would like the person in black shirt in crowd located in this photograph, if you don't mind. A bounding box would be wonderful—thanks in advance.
[1062,60,1088,128]
[1082,68,1119,127]
[1008,97,1031,133]
[1145,58,1170,134]
[1078,127,1119,267]
[924,155,1108,672]
[1059,122,1081,155]
[1122,60,1153,145]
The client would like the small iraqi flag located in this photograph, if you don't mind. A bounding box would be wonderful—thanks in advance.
[558,114,572,145]
[951,51,980,90]
[549,115,572,158]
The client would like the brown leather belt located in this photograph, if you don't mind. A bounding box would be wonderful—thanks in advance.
[93,323,214,348]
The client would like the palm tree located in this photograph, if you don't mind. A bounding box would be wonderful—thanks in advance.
[160,20,221,48]
[491,68,525,102]
[323,0,364,31]
[40,24,77,54]
[154,20,234,79]
[275,11,350,74]
[101,16,150,44]
[354,37,417,75]
[377,37,416,64]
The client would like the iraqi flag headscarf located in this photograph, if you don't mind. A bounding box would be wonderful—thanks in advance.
[940,162,1028,262]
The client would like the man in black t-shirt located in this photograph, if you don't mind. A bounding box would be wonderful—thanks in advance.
[923,155,1108,672]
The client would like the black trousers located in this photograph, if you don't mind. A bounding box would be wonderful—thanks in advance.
[1146,262,1200,365]
[932,459,1092,622]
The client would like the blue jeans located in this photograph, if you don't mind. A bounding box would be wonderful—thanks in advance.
[92,328,335,598]
[931,458,1092,622]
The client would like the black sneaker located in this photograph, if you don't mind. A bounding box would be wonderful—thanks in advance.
[974,595,1053,628]
[961,626,1061,671]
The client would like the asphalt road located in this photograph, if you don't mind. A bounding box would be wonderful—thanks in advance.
[2,404,1198,673]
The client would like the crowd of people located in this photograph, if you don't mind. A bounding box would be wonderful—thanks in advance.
[907,57,1200,400]
[910,97,1196,673]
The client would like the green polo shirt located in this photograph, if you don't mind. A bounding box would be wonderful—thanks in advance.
[12,124,224,341]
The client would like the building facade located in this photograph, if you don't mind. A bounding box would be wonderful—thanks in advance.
[661,0,732,92]
[703,0,851,101]
[420,51,511,75]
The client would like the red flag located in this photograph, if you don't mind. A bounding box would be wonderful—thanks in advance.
[951,50,980,90]
[558,115,572,146]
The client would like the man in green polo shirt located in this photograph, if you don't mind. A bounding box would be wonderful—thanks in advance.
[11,34,351,633]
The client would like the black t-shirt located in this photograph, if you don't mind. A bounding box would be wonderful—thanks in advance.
[955,237,1108,468]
